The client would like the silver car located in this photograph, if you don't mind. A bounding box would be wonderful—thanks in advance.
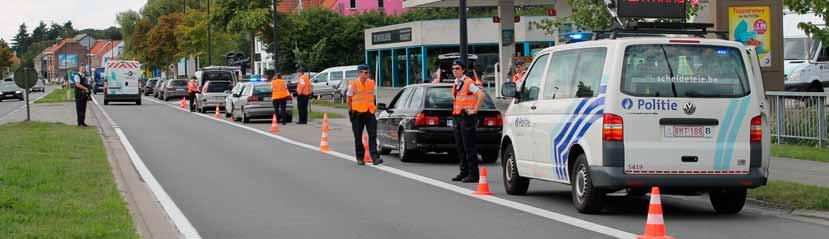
[224,82,251,118]
[229,82,293,123]
[196,81,233,113]
[161,79,189,101]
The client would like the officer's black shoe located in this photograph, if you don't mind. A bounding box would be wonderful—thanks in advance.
[451,174,467,181]
[372,158,383,165]
[461,176,479,183]
[357,161,366,166]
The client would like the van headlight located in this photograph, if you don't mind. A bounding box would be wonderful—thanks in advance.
[788,72,801,82]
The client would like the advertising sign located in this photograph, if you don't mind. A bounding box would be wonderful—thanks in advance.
[617,0,687,19]
[729,6,772,67]
[58,54,78,69]
[372,28,412,45]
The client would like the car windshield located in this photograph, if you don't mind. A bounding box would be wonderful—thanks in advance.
[621,44,751,98]
[206,81,232,93]
[252,84,272,97]
[424,87,496,109]
[148,80,158,85]
[203,71,234,82]
[784,38,809,60]
[169,80,187,87]
[1,82,20,91]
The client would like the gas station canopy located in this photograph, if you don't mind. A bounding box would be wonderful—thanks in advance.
[403,0,554,8]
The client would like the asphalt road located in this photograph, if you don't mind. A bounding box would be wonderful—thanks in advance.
[0,89,48,120]
[95,95,829,239]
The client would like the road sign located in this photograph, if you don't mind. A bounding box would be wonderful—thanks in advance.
[14,68,38,90]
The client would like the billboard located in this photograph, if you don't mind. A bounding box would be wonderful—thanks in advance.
[617,0,687,19]
[58,54,78,69]
[729,6,772,67]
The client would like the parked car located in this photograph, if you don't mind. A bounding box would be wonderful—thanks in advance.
[284,72,317,96]
[229,82,292,123]
[312,66,358,99]
[154,79,167,99]
[196,80,233,113]
[143,78,159,96]
[31,79,46,92]
[224,82,251,117]
[0,82,25,101]
[376,84,502,162]
[161,79,189,101]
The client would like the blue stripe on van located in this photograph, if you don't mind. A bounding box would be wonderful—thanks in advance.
[552,99,590,179]
[552,97,605,180]
[555,97,605,162]
[715,99,739,171]
[559,109,605,180]
[720,98,751,170]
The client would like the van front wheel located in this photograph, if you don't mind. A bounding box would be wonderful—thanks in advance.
[571,154,605,214]
[709,188,746,214]
[502,144,529,195]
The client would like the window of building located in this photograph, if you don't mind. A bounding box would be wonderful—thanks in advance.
[350,0,356,9]
[378,0,384,8]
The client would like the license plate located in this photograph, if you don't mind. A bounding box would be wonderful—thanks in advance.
[264,97,271,101]
[177,89,185,92]
[447,119,453,127]
[664,125,713,138]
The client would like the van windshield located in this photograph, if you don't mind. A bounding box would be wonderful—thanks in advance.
[784,38,809,60]
[203,71,234,82]
[206,82,232,92]
[622,44,750,98]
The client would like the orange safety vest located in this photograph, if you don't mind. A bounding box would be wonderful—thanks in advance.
[272,78,289,99]
[297,75,312,95]
[187,80,199,93]
[452,76,479,115]
[350,79,376,113]
[512,72,525,83]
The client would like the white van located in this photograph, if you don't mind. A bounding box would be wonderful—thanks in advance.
[104,60,142,105]
[783,12,828,92]
[312,65,360,99]
[500,36,770,214]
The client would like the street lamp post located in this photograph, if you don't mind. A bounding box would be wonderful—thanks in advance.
[208,0,212,66]
[271,0,279,72]
[458,0,468,69]
[183,0,188,78]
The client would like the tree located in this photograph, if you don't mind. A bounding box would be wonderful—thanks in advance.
[127,19,154,62]
[62,21,77,36]
[0,39,14,78]
[786,0,829,45]
[47,22,63,40]
[11,23,31,56]
[177,10,241,67]
[145,13,183,69]
[31,21,48,43]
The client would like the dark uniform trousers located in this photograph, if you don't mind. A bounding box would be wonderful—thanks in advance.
[297,94,310,123]
[272,99,288,124]
[453,114,478,178]
[351,112,379,162]
[75,90,88,126]
[189,93,197,112]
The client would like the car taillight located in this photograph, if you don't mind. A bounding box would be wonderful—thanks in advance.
[415,113,440,126]
[750,116,762,142]
[483,113,503,127]
[603,113,623,141]
[247,96,261,102]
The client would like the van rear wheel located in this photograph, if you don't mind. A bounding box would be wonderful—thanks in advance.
[709,188,746,214]
[571,154,605,214]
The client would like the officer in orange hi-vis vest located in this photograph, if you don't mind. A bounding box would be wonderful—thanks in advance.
[511,60,526,85]
[346,65,383,166]
[271,73,290,125]
[295,68,312,124]
[187,76,200,112]
[450,59,486,183]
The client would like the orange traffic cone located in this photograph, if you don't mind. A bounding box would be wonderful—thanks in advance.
[362,133,372,164]
[638,187,674,239]
[322,113,330,132]
[320,131,331,152]
[180,97,186,109]
[214,105,221,118]
[270,114,281,132]
[473,167,494,195]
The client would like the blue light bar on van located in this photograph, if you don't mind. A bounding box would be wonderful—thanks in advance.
[569,33,584,40]
[716,49,728,55]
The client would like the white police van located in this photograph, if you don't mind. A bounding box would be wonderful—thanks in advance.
[500,26,770,214]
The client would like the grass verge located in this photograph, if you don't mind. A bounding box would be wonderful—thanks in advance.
[771,144,829,163]
[0,122,138,238]
[35,88,73,104]
[749,180,829,211]
[311,99,349,109]
[293,108,344,119]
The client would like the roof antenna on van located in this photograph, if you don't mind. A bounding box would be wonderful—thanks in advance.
[603,0,625,29]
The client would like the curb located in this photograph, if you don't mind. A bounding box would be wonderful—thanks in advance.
[792,210,829,221]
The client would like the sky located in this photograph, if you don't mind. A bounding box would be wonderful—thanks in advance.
[1,0,146,43]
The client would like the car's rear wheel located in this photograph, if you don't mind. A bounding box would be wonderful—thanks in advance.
[242,108,250,123]
[502,144,529,195]
[398,129,419,162]
[709,188,746,214]
[136,99,141,105]
[571,154,605,214]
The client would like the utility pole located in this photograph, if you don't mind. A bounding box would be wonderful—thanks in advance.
[207,0,212,66]
[458,0,468,69]
[183,0,188,78]
[271,0,279,72]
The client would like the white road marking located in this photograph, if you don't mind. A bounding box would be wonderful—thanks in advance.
[0,90,52,122]
[93,96,202,239]
[141,96,638,239]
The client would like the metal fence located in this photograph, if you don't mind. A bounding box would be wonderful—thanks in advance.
[766,91,828,148]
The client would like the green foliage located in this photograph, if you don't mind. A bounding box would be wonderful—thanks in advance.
[177,10,241,67]
[0,39,14,78]
[786,0,829,45]
[12,23,31,56]
[145,13,183,69]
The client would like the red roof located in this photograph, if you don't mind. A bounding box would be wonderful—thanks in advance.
[89,40,109,56]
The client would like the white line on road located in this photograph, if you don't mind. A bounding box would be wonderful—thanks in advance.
[0,90,52,122]
[92,96,202,239]
[140,96,638,239]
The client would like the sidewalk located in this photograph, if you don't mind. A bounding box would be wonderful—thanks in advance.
[770,157,829,187]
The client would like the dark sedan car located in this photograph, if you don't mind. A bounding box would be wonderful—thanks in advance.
[0,82,25,101]
[143,78,159,96]
[376,84,502,162]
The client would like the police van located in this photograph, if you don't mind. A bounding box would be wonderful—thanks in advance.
[500,24,770,214]
[104,60,142,105]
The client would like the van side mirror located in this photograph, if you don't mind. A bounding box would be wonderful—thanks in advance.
[224,90,231,94]
[501,82,518,98]
[377,103,387,111]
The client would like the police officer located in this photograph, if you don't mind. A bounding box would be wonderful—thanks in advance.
[272,73,290,125]
[187,76,199,112]
[512,60,526,85]
[347,65,383,166]
[72,66,91,127]
[450,60,486,183]
[295,68,312,124]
